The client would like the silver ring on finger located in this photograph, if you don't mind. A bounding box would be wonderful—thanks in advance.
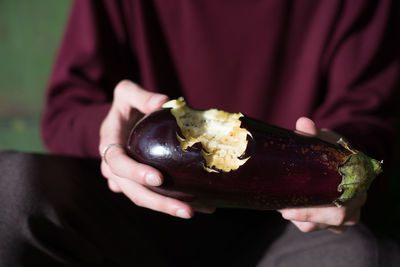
[101,143,124,165]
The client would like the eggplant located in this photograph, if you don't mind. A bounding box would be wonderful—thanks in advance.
[126,98,382,210]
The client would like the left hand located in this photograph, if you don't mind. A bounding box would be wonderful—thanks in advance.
[279,117,367,233]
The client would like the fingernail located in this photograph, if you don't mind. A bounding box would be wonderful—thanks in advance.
[145,173,161,186]
[176,209,191,219]
[149,95,168,108]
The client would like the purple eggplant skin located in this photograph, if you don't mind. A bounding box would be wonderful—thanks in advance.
[126,109,368,210]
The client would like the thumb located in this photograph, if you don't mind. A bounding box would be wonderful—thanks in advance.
[114,80,169,114]
[295,117,318,136]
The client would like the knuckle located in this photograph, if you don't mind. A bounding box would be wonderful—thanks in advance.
[107,163,118,177]
[107,179,121,193]
[303,211,313,222]
[114,80,135,98]
[155,197,183,217]
[334,213,346,226]
[298,222,316,233]
[131,195,145,208]
[114,81,125,96]
[143,95,154,109]
[297,209,312,222]
[101,170,110,179]
[115,79,132,90]
[154,197,172,214]
[100,163,111,178]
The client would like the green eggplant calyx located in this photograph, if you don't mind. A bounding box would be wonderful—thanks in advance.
[334,138,383,207]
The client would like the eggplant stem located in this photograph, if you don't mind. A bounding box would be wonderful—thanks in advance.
[335,148,382,206]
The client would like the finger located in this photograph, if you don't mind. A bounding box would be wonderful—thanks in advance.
[105,144,163,186]
[291,220,349,233]
[280,195,366,226]
[283,206,351,226]
[101,159,123,193]
[114,80,169,114]
[104,161,193,218]
[108,179,122,193]
[335,194,366,226]
[113,175,194,219]
[295,117,318,136]
[280,206,348,226]
[290,221,323,232]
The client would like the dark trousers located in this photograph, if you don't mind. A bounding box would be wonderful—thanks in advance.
[0,151,399,266]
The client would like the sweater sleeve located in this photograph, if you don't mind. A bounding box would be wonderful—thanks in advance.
[313,0,399,164]
[42,0,137,158]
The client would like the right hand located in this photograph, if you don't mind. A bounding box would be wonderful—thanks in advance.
[279,117,366,233]
[99,80,209,218]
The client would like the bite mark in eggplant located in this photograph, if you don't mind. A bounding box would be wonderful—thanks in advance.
[163,97,251,173]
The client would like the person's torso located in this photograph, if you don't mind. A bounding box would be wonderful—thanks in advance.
[124,0,343,129]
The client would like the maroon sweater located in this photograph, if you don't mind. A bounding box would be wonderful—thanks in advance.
[42,0,399,166]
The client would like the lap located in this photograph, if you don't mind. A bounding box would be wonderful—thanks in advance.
[257,220,400,267]
[1,152,399,266]
[0,152,284,266]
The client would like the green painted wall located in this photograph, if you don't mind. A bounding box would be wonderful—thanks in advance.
[0,0,70,152]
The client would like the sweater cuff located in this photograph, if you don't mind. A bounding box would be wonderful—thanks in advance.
[42,103,111,159]
[77,104,112,158]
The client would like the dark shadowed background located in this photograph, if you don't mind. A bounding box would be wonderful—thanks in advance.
[0,0,399,242]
